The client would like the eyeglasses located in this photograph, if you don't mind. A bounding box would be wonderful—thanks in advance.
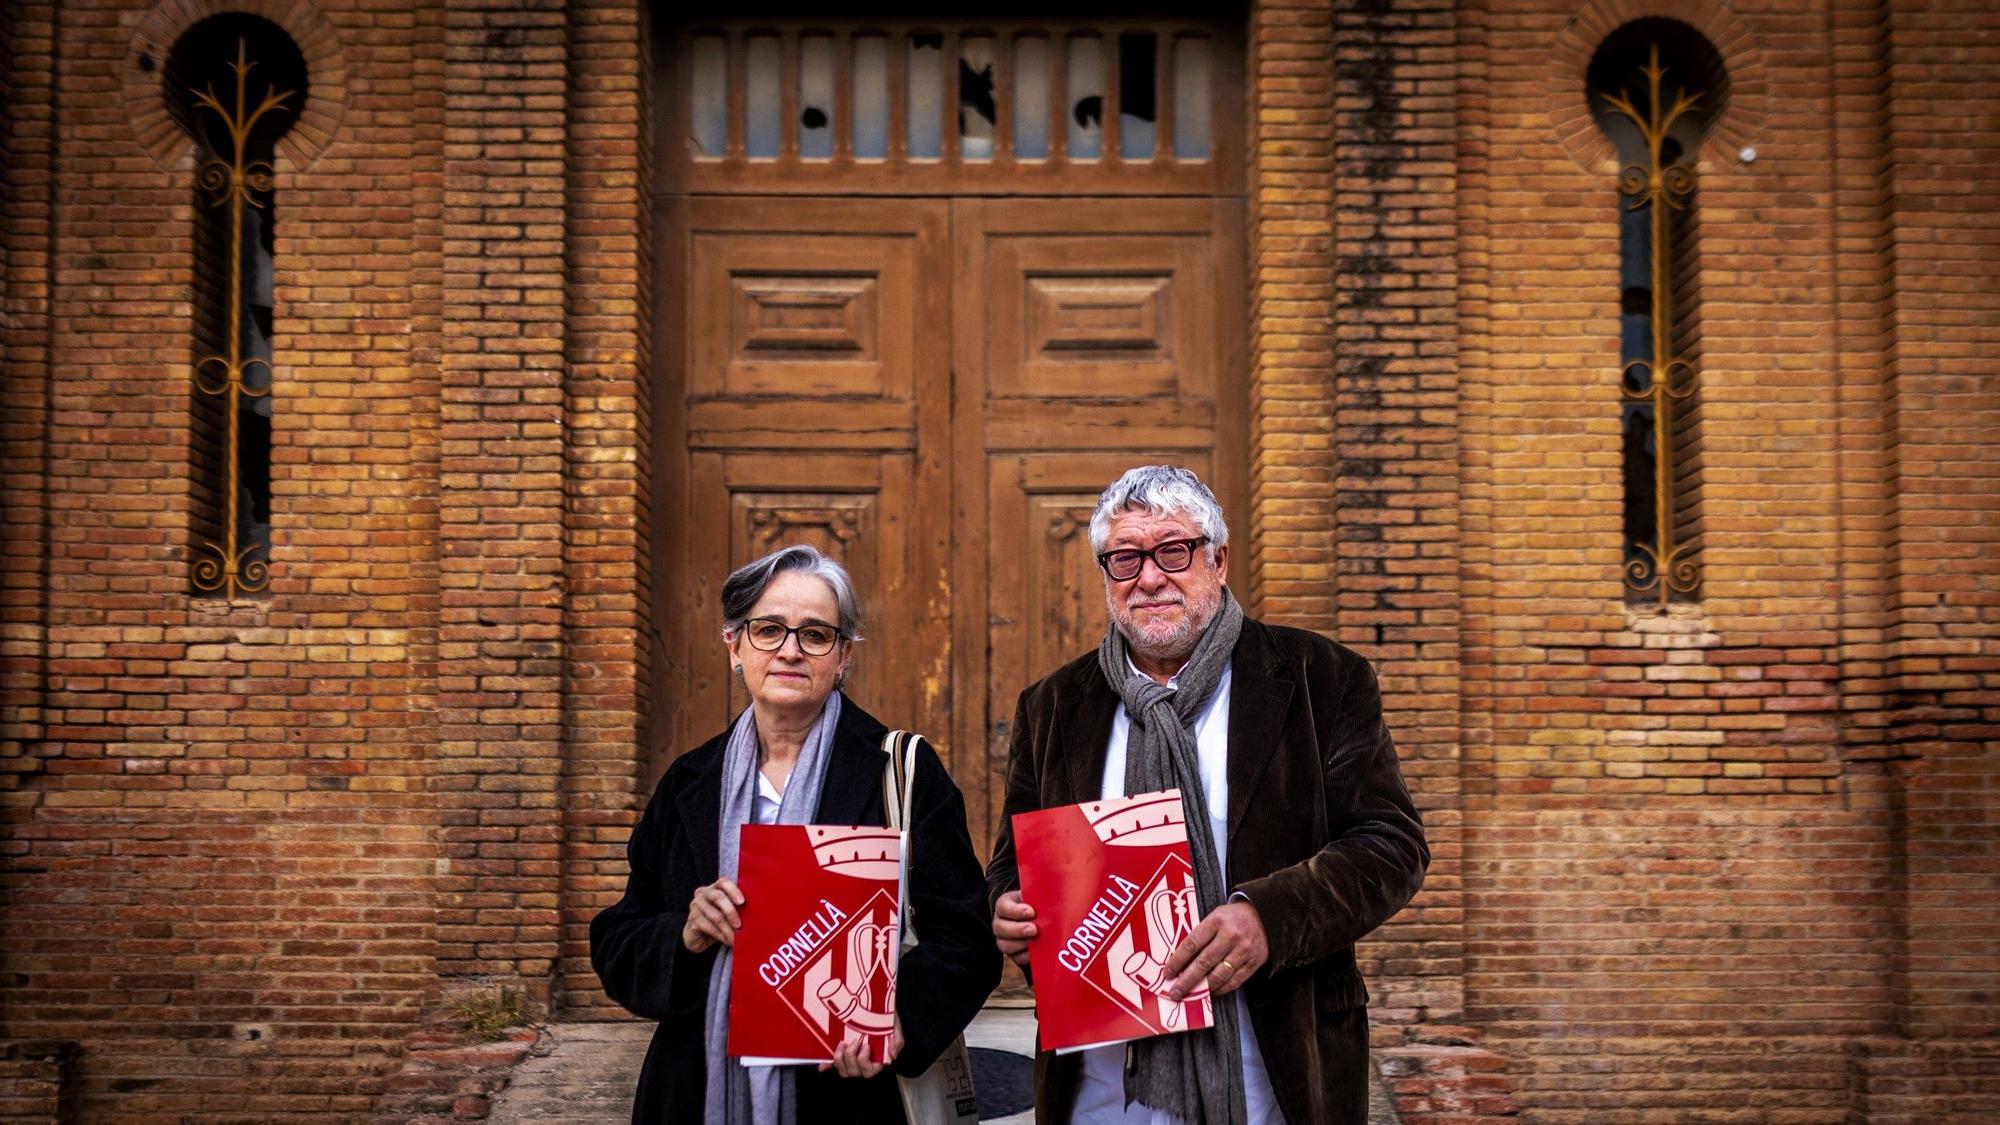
[1095,537,1209,582]
[739,617,844,657]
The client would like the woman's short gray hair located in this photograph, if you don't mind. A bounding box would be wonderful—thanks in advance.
[719,545,864,641]
[1087,465,1230,555]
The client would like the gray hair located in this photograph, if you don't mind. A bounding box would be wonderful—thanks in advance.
[1087,465,1230,555]
[719,545,864,641]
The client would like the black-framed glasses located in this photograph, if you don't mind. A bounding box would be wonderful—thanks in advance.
[1095,537,1209,582]
[740,617,844,657]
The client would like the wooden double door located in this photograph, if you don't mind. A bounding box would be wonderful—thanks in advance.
[653,195,1244,852]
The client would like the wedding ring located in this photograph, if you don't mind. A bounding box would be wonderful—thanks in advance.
[1217,960,1234,976]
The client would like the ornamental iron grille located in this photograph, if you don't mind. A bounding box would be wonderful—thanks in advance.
[1592,27,1722,607]
[170,19,304,596]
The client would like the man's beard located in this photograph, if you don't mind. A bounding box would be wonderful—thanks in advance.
[1109,586,1221,665]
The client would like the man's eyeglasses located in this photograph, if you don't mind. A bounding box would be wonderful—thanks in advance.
[1095,537,1209,582]
[740,618,844,657]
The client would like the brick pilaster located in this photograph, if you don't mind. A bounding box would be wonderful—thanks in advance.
[0,0,55,795]
[1878,0,2000,1045]
[556,0,650,1018]
[1330,0,1467,1031]
[437,0,571,991]
[1829,0,1908,1023]
[1247,0,1339,626]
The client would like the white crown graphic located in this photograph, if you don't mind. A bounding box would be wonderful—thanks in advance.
[1082,790,1187,848]
[808,826,901,879]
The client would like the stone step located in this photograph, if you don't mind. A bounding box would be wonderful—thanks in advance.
[490,1010,1398,1124]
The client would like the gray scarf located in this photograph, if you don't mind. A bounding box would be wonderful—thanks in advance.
[1097,588,1247,1125]
[702,692,845,1125]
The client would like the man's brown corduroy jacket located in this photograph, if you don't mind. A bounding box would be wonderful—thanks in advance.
[987,615,1429,1125]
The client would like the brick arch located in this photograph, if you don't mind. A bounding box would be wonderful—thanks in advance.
[124,0,348,173]
[1546,0,1767,174]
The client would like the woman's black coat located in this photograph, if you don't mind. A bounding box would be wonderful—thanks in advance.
[590,698,1002,1124]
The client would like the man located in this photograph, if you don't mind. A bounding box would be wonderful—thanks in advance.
[987,465,1428,1125]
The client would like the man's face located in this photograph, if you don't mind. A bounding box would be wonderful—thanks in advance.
[1100,507,1229,666]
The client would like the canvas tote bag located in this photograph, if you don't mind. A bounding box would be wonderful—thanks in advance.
[880,730,981,1125]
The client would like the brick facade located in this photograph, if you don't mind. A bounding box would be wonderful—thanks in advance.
[2,0,1995,1120]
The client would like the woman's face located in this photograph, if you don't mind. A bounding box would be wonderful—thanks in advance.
[725,570,852,720]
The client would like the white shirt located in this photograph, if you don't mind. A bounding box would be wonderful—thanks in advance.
[751,769,784,826]
[1072,660,1285,1125]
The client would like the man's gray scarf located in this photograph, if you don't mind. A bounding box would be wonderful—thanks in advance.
[701,692,844,1125]
[1097,588,1248,1125]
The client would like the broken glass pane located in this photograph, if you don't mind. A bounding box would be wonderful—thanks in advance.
[799,34,834,159]
[1013,35,1049,160]
[853,34,889,159]
[1173,36,1212,160]
[1119,33,1156,160]
[689,35,727,158]
[1067,35,1102,160]
[745,34,780,159]
[908,33,943,160]
[959,36,995,161]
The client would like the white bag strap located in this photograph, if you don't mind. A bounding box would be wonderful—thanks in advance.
[880,730,924,948]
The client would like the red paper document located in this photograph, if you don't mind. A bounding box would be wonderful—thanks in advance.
[726,824,903,1066]
[1013,789,1214,1053]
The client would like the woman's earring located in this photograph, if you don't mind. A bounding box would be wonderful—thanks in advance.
[732,664,744,681]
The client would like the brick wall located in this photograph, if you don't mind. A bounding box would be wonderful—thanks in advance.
[0,1042,74,1121]
[0,0,442,1116]
[1,0,1995,1120]
[1452,0,2000,1120]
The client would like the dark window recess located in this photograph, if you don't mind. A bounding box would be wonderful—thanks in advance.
[1118,32,1156,157]
[165,14,305,597]
[960,59,997,130]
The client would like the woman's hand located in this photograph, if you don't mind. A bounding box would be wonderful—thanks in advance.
[818,1024,903,1079]
[681,878,745,953]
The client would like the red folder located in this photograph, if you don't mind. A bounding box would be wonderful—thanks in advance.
[727,824,903,1066]
[1012,789,1214,1053]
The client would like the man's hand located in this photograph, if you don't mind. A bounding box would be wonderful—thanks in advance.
[992,890,1038,969]
[1161,900,1268,1001]
[681,877,745,953]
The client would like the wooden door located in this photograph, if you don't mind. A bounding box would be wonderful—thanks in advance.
[949,197,1247,850]
[654,197,952,773]
[655,195,1245,842]
[651,18,1247,835]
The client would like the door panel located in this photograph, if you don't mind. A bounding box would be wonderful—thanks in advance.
[950,198,1246,851]
[981,451,1215,832]
[684,450,926,744]
[662,199,950,773]
[689,230,918,401]
[983,236,1216,403]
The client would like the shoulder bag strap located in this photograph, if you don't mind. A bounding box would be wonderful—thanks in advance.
[880,730,909,830]
[880,730,925,949]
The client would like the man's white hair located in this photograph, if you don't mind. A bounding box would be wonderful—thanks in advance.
[1086,465,1230,554]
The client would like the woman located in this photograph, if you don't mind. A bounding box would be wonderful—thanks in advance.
[592,545,1000,1123]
